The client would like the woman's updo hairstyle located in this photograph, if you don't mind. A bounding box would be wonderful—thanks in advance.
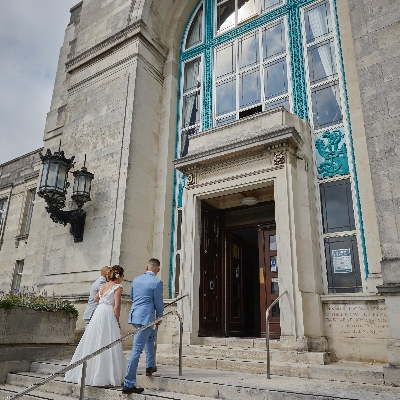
[107,265,124,281]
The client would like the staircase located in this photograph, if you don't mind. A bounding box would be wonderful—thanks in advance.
[1,340,399,400]
[156,337,331,378]
[1,358,400,400]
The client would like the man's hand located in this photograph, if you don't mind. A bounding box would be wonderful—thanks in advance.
[155,321,162,326]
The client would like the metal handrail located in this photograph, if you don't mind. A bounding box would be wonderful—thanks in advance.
[266,289,288,379]
[154,294,187,367]
[5,310,183,400]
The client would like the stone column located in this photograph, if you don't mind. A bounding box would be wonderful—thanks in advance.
[274,142,326,352]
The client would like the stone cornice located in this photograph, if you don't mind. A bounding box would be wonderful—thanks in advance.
[377,283,400,295]
[65,20,168,74]
[174,125,301,172]
[320,293,385,303]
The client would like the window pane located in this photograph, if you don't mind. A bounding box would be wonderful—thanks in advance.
[181,126,200,157]
[269,235,277,250]
[216,42,236,79]
[12,260,24,292]
[215,113,236,126]
[262,21,286,60]
[25,190,36,235]
[239,30,259,70]
[308,39,337,84]
[183,58,201,93]
[325,235,362,293]
[217,0,235,34]
[271,278,279,294]
[304,1,333,44]
[261,0,284,13]
[186,5,203,49]
[0,200,7,230]
[176,210,182,250]
[271,302,280,317]
[320,178,355,233]
[240,68,261,109]
[264,97,290,112]
[216,77,236,116]
[264,58,288,99]
[311,81,342,128]
[238,0,256,24]
[175,254,181,297]
[182,91,201,128]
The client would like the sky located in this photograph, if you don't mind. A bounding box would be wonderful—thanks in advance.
[0,0,78,165]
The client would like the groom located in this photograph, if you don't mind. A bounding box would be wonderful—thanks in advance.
[122,258,164,394]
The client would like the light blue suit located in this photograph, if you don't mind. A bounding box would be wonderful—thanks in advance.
[124,271,163,388]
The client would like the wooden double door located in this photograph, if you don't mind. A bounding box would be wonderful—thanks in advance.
[199,202,280,338]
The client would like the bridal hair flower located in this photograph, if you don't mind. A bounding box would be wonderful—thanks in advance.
[115,273,120,278]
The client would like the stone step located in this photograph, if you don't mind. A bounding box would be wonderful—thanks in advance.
[0,383,72,400]
[197,336,279,349]
[4,362,400,400]
[181,345,330,364]
[156,353,385,385]
[2,373,215,400]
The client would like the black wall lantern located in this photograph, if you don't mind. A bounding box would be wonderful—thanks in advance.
[37,148,94,242]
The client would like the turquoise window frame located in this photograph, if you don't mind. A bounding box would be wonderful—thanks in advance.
[169,0,368,297]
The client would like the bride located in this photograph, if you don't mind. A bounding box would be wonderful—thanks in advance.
[65,265,127,386]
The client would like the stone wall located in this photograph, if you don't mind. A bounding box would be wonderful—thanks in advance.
[0,149,42,293]
[347,0,400,269]
[347,0,400,382]
[0,308,76,383]
[322,295,389,362]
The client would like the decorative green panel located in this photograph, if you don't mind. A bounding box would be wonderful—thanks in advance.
[315,128,349,179]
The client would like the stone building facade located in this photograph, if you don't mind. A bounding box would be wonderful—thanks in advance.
[0,0,399,384]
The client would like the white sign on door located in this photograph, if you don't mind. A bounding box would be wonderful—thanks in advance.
[332,248,352,273]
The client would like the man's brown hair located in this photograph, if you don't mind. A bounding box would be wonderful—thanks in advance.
[148,258,160,270]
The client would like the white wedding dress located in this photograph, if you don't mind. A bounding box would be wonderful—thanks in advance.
[65,284,127,386]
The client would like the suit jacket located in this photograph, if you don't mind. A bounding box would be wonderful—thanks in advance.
[128,271,163,326]
[82,276,106,320]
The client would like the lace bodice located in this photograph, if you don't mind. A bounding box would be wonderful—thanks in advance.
[99,284,122,306]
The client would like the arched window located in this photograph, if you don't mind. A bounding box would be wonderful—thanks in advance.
[186,5,204,49]
[171,0,368,295]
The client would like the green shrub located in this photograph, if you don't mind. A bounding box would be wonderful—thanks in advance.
[0,290,78,318]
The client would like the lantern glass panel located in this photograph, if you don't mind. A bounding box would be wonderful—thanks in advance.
[85,175,92,194]
[47,162,59,188]
[73,176,79,193]
[56,163,67,190]
[40,163,49,187]
[78,175,86,192]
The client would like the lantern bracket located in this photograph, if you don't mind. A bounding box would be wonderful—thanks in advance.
[45,204,86,243]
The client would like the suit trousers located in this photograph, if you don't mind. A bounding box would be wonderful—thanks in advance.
[124,324,156,387]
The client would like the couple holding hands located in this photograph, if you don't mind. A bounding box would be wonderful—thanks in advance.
[65,258,164,394]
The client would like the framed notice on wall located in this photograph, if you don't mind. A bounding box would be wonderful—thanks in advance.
[332,249,352,273]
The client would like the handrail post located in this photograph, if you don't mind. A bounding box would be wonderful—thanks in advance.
[154,325,158,367]
[177,312,183,376]
[79,361,87,400]
[266,289,288,380]
[266,309,270,379]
